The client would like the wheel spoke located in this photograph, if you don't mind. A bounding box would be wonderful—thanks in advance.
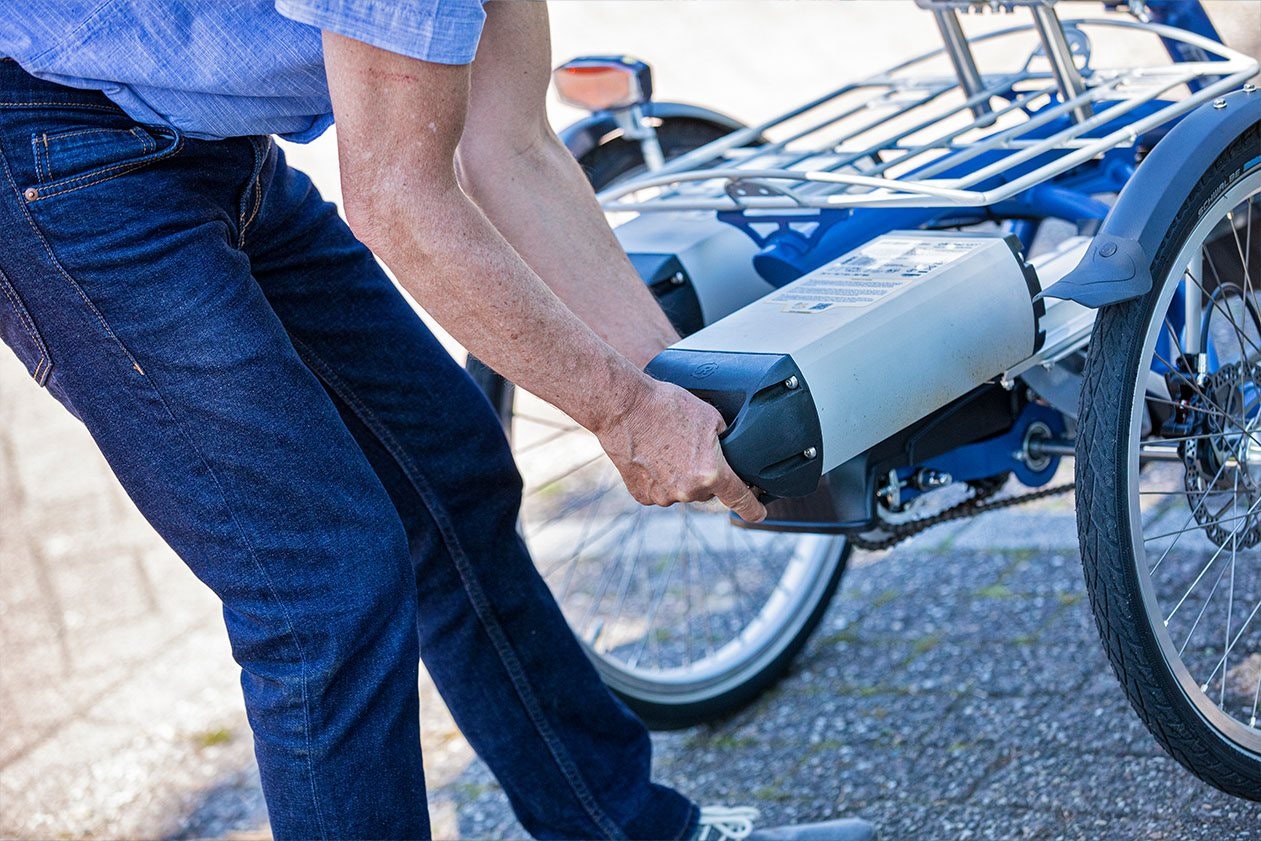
[603,513,648,655]
[1227,209,1254,299]
[1163,493,1261,625]
[523,452,606,499]
[545,499,627,584]
[1177,553,1233,656]
[684,514,755,633]
[576,509,643,639]
[627,528,685,669]
[1186,264,1261,360]
[1143,488,1256,545]
[1102,173,1261,757]
[515,424,582,457]
[1198,599,1261,695]
[1220,485,1236,708]
[1245,199,1255,303]
[1251,666,1260,728]
[1144,391,1261,450]
[525,476,618,539]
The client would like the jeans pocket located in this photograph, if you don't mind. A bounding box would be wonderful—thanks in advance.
[24,123,183,201]
[0,267,52,386]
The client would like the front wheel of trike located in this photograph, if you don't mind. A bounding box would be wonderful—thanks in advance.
[1076,122,1261,800]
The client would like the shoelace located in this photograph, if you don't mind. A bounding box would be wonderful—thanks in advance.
[696,805,760,841]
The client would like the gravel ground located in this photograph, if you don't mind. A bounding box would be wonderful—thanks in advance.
[427,507,1261,841]
[3,2,1260,840]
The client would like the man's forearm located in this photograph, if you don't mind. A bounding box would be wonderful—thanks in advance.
[458,131,679,369]
[324,33,655,435]
[363,182,652,435]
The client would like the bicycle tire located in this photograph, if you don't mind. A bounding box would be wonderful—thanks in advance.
[1076,121,1261,800]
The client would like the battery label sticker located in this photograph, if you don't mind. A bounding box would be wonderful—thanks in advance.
[769,237,985,312]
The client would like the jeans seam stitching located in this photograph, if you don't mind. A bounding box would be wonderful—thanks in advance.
[30,134,44,183]
[0,101,118,111]
[129,127,157,154]
[32,161,149,199]
[34,148,165,189]
[0,268,50,384]
[238,137,268,248]
[294,339,626,840]
[0,137,144,371]
[139,389,332,840]
[40,127,110,140]
[28,133,184,200]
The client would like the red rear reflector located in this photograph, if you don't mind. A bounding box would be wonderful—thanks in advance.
[553,66,640,111]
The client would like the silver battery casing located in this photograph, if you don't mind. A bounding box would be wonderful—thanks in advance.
[613,210,773,324]
[647,231,1043,497]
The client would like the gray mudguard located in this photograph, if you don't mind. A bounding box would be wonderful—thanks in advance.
[1042,86,1261,308]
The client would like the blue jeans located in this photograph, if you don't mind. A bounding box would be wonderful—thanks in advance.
[0,60,698,841]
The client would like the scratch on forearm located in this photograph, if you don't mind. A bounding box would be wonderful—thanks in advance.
[367,69,420,84]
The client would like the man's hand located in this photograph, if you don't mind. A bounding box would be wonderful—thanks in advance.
[596,380,767,523]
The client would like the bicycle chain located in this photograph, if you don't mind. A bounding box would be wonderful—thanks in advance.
[847,480,1076,551]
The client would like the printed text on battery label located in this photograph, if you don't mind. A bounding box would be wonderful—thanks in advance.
[769,237,984,311]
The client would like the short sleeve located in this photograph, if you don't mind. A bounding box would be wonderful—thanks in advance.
[275,0,486,65]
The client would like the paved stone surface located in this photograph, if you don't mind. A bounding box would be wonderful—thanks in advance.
[3,2,1260,840]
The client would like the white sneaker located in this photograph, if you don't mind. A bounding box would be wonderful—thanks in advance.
[696,806,760,841]
[696,805,876,841]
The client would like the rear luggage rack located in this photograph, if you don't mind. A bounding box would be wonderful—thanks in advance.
[596,12,1258,213]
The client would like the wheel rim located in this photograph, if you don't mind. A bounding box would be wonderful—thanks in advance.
[511,390,844,704]
[1126,169,1261,754]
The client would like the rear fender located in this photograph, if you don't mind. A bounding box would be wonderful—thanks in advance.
[558,101,746,161]
[1041,86,1261,309]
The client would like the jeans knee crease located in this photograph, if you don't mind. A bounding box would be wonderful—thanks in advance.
[295,342,625,838]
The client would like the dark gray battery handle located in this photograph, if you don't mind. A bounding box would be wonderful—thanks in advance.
[644,349,824,499]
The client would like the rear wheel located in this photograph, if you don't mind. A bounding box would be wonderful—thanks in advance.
[1076,124,1261,799]
[578,117,734,188]
[468,117,851,729]
[506,393,850,730]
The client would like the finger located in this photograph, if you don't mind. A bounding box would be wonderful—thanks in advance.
[713,461,767,523]
[621,477,655,507]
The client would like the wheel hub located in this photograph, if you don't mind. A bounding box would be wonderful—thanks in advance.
[1182,361,1261,549]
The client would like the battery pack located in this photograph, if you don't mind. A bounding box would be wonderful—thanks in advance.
[646,231,1044,497]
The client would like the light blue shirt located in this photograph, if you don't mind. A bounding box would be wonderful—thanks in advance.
[0,1,488,141]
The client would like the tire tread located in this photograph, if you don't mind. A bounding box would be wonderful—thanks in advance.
[1076,122,1261,801]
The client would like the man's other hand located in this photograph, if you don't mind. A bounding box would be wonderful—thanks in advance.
[595,380,768,523]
